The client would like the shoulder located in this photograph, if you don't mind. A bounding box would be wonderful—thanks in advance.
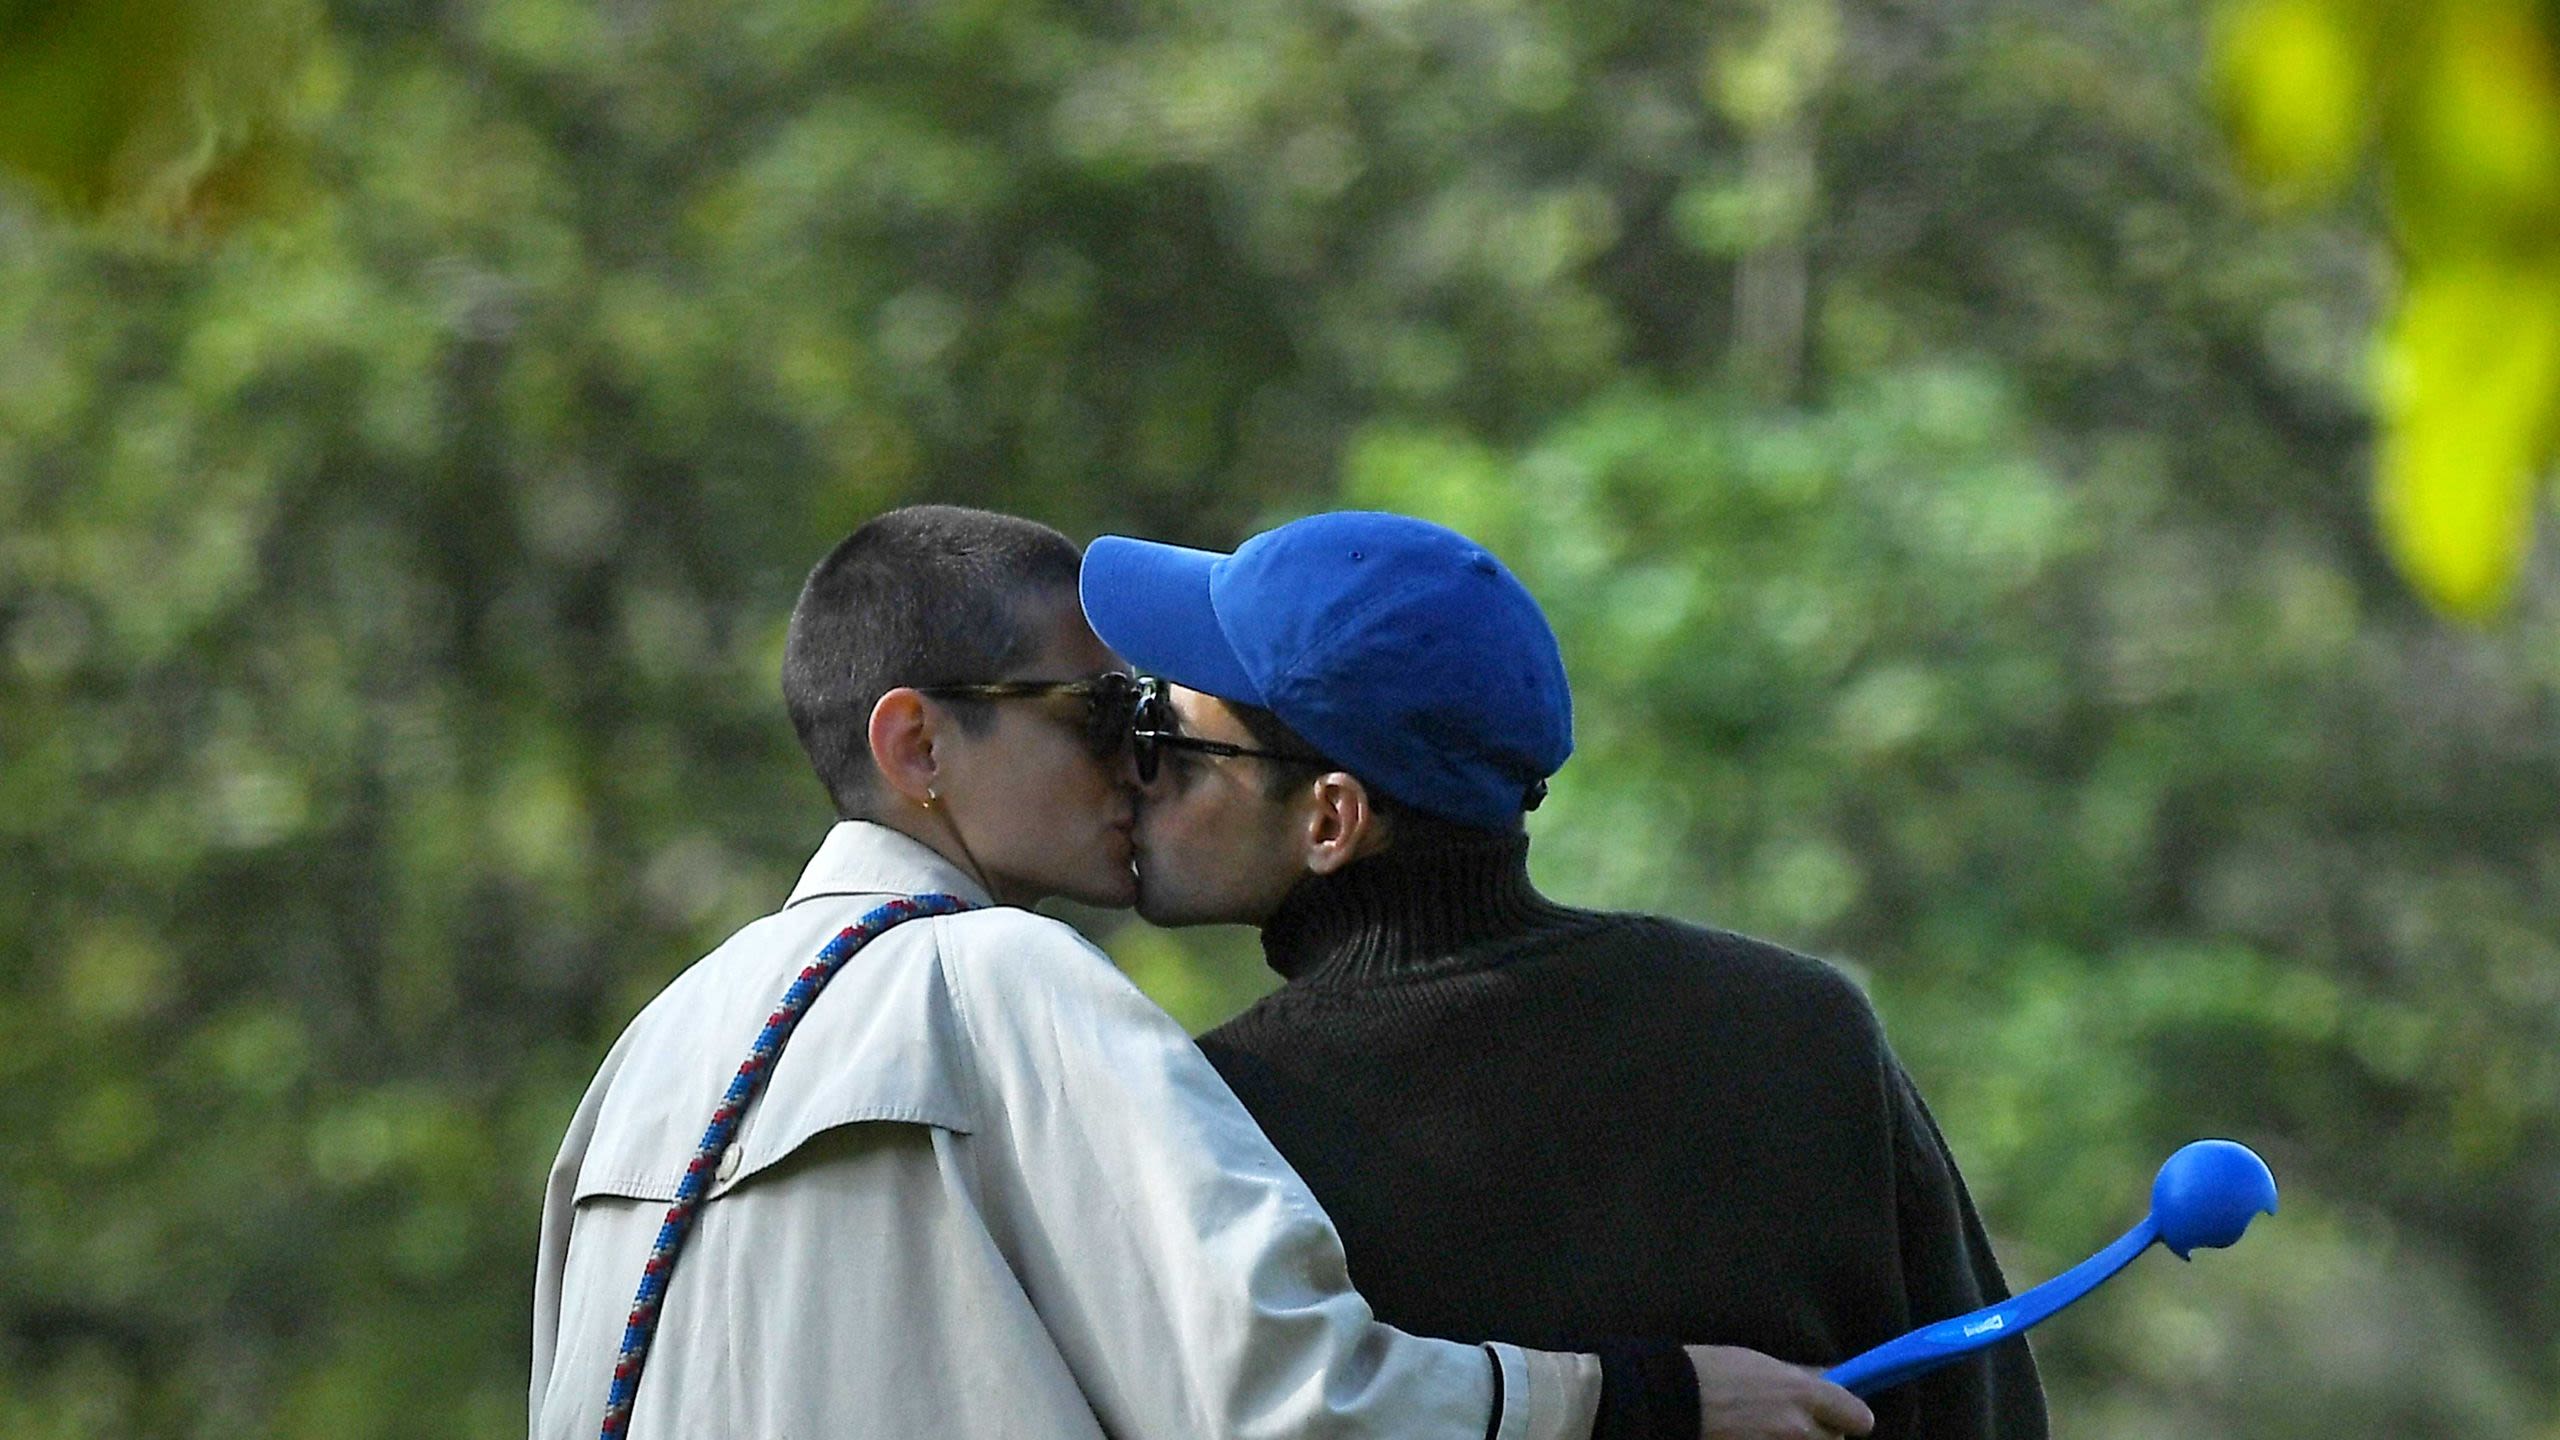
[1537,912,1901,1081]
[930,905,1119,980]
[927,905,1164,1034]
[1591,911,1878,1014]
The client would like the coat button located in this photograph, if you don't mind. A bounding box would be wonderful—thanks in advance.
[714,1146,740,1184]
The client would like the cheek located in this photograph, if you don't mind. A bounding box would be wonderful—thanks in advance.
[1031,737,1113,814]
[1140,786,1214,853]
[1191,792,1280,882]
[982,747,1088,842]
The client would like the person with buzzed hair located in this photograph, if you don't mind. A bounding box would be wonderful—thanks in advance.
[531,504,1876,1440]
[1081,510,2047,1440]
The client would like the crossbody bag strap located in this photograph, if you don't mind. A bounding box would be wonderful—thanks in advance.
[599,891,978,1440]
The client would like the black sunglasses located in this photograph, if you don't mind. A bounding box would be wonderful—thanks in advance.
[916,672,1142,761]
[1128,675,1331,785]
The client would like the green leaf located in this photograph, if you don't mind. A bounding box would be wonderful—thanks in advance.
[0,0,318,228]
[2389,0,2560,255]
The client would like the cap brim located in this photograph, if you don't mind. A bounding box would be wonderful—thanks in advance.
[1080,535,1265,704]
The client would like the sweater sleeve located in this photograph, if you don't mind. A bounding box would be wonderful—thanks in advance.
[1592,1344,1703,1440]
[1885,1059,2050,1440]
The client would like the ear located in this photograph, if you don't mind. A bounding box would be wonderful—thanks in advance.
[1299,772,1391,876]
[867,688,942,807]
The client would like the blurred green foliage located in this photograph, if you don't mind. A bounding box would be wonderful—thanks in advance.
[0,0,318,227]
[2,1,2557,1437]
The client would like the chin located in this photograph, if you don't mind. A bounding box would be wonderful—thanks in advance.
[1132,883,1205,929]
[1061,868,1138,911]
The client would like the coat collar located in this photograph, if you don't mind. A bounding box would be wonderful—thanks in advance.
[785,821,996,911]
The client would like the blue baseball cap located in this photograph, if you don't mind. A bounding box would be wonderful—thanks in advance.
[1080,511,1572,830]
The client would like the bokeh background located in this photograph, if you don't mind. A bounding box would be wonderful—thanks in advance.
[4,0,2558,1436]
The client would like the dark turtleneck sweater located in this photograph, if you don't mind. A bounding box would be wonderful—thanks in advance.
[1197,834,2048,1440]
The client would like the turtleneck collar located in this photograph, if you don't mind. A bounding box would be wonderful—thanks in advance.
[1259,829,1587,985]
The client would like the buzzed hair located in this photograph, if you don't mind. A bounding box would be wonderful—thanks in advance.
[783,505,1082,818]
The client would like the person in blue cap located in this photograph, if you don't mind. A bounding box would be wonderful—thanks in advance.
[1080,511,2049,1440]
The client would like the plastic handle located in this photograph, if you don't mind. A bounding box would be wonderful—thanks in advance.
[1823,1216,2159,1397]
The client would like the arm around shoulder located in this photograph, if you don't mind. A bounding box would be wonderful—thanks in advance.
[931,907,1540,1440]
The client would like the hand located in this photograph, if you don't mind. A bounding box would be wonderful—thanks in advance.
[1683,1345,1876,1440]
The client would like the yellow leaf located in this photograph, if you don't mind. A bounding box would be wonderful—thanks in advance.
[2210,0,2373,203]
[2373,262,2560,618]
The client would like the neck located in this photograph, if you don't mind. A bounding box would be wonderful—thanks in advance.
[871,805,1012,906]
[1259,829,1581,983]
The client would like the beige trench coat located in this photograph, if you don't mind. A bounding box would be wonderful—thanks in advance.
[531,822,1597,1439]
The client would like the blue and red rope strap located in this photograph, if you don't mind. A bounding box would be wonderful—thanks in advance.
[600,892,976,1440]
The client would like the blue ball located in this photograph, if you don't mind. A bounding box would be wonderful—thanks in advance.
[2151,1139,2279,1257]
